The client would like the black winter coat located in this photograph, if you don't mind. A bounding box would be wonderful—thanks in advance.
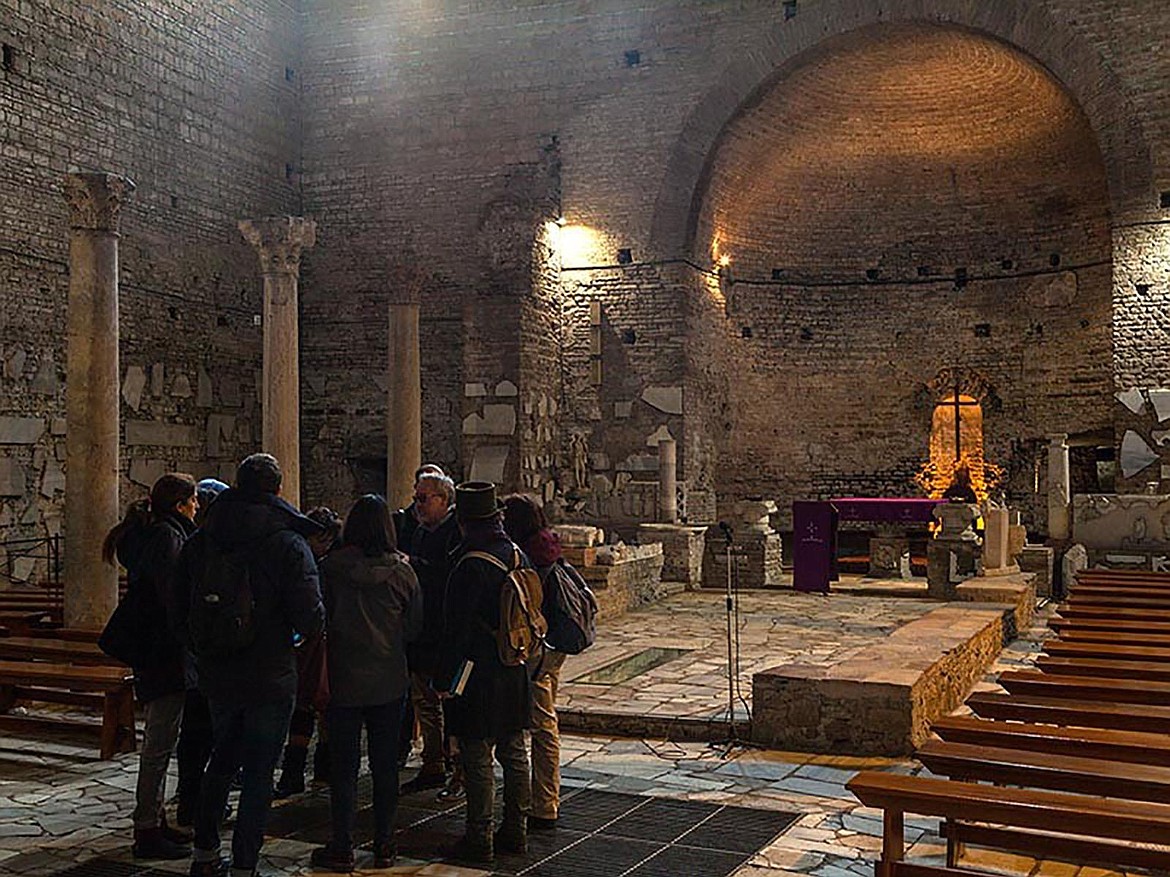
[406,511,461,673]
[175,489,325,705]
[435,534,532,740]
[322,545,423,707]
[117,511,195,703]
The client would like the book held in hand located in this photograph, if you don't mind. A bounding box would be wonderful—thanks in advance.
[450,659,474,696]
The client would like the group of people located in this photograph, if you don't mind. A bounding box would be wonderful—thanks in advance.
[102,451,576,876]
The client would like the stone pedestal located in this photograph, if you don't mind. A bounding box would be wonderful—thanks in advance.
[703,499,782,588]
[1048,433,1071,540]
[926,502,980,599]
[387,303,421,509]
[239,216,316,507]
[637,523,706,588]
[63,171,134,630]
[1019,544,1054,596]
[869,525,910,577]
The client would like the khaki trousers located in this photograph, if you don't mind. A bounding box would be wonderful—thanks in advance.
[409,669,446,772]
[530,650,565,819]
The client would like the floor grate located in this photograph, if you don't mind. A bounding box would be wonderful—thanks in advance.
[391,787,800,877]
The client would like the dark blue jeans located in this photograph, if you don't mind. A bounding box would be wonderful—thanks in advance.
[327,697,405,852]
[193,695,294,871]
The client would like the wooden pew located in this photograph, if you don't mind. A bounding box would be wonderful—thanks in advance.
[1049,617,1170,634]
[1036,654,1170,682]
[1071,587,1170,603]
[967,691,1170,734]
[931,715,1170,766]
[1043,639,1170,663]
[1057,604,1170,622]
[1075,570,1170,584]
[847,771,1170,875]
[916,739,1170,803]
[0,636,121,667]
[1057,628,1170,647]
[998,669,1170,706]
[1064,594,1170,609]
[0,659,135,759]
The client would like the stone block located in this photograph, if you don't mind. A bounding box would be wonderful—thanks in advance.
[125,420,199,447]
[197,367,213,406]
[637,523,707,588]
[0,459,26,497]
[468,443,509,483]
[464,382,487,397]
[4,345,26,379]
[172,373,193,398]
[494,380,517,396]
[1019,544,1053,596]
[0,417,45,445]
[29,359,59,395]
[556,524,604,547]
[641,385,682,414]
[123,365,147,410]
[129,458,168,488]
[462,404,516,436]
[39,459,64,497]
[150,363,165,396]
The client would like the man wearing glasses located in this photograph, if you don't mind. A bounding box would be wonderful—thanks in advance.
[401,470,461,794]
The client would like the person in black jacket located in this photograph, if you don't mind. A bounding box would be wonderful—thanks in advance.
[310,495,422,872]
[435,481,532,863]
[102,472,199,861]
[175,453,325,877]
[401,471,460,795]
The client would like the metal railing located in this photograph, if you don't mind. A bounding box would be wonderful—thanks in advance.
[0,534,62,590]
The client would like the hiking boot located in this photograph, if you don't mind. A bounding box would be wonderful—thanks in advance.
[132,826,191,860]
[400,769,446,795]
[494,826,527,855]
[448,834,493,864]
[188,858,230,877]
[160,814,193,844]
[309,845,355,873]
[371,840,397,868]
[528,816,557,832]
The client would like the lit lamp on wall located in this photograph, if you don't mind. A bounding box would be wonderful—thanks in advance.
[717,253,734,316]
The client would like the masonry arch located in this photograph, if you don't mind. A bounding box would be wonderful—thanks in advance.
[681,18,1120,533]
[649,2,1152,258]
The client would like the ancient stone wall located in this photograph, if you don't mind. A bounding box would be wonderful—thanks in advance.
[0,0,300,574]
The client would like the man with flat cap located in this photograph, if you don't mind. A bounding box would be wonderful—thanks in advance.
[435,481,532,863]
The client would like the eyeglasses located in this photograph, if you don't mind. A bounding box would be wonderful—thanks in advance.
[413,494,439,503]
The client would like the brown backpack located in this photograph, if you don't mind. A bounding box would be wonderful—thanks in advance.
[461,547,547,667]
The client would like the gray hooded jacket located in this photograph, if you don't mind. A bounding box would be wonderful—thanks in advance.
[321,545,423,707]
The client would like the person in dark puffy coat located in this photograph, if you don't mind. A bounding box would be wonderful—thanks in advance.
[434,481,533,863]
[175,453,325,877]
[310,495,422,873]
[102,472,199,861]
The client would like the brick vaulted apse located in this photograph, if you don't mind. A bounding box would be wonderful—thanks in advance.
[685,23,1114,526]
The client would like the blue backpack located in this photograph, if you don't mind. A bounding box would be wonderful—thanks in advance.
[539,559,597,655]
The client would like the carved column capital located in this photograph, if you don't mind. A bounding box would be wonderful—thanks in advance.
[239,216,317,275]
[63,171,136,232]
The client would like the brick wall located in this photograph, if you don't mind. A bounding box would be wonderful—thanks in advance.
[0,0,299,570]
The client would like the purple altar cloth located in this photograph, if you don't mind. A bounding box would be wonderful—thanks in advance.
[831,497,945,524]
[792,497,945,593]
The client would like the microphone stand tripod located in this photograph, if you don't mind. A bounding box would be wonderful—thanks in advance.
[718,522,742,752]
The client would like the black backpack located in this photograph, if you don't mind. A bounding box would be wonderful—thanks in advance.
[188,536,257,657]
[539,559,597,655]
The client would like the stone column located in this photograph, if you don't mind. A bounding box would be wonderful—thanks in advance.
[63,171,135,629]
[387,302,421,508]
[658,436,678,523]
[238,217,316,507]
[1047,433,1071,540]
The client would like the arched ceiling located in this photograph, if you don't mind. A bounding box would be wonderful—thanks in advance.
[696,23,1111,280]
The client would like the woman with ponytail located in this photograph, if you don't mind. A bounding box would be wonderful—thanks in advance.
[102,472,199,860]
